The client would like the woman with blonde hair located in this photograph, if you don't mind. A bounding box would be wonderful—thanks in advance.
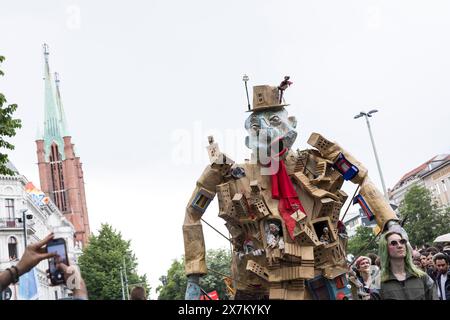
[378,231,438,300]
[353,256,380,300]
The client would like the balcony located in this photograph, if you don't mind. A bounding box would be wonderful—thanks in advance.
[0,218,24,229]
[0,218,35,235]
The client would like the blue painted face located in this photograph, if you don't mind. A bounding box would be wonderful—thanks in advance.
[245,108,297,160]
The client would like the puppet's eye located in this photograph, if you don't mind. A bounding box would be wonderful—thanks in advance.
[270,116,281,125]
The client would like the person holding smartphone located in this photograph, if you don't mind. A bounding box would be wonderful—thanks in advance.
[0,234,57,292]
[0,233,88,300]
[46,236,88,300]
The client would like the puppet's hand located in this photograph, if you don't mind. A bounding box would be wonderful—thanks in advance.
[185,274,202,300]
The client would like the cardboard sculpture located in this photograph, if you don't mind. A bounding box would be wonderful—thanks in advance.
[183,79,400,300]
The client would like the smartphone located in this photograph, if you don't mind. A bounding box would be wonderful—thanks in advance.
[46,238,69,286]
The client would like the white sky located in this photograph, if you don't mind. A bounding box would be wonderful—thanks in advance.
[1,0,449,298]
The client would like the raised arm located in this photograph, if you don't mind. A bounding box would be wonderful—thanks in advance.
[183,137,232,300]
[307,133,401,235]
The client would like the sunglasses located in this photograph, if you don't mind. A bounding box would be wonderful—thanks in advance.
[389,239,407,246]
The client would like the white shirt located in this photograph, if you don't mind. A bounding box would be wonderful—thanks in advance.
[439,273,447,300]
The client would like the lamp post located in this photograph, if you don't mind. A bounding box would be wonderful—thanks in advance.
[243,74,251,111]
[354,109,388,199]
[120,267,125,300]
[17,209,33,248]
[123,258,129,300]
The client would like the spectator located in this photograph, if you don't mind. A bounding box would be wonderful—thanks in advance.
[420,252,428,271]
[426,247,439,256]
[130,285,147,300]
[0,233,88,300]
[374,256,381,269]
[0,233,56,292]
[354,256,380,300]
[433,253,450,300]
[412,250,421,260]
[378,232,438,300]
[412,250,422,268]
[425,252,438,281]
[443,246,450,257]
[367,253,378,266]
[53,263,88,300]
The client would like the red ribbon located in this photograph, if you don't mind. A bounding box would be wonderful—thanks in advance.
[270,158,306,240]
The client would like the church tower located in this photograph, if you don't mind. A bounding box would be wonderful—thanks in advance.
[36,44,91,247]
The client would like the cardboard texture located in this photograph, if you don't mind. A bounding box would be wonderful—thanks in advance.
[311,216,337,243]
[292,171,340,201]
[183,223,207,275]
[269,266,315,281]
[183,93,400,299]
[269,280,306,300]
[232,193,249,216]
[246,260,270,281]
[322,266,348,280]
[294,223,321,246]
[216,183,232,213]
[307,132,368,184]
[359,177,398,230]
[251,85,287,111]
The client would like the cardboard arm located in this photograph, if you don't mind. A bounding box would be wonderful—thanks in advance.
[183,165,223,276]
[307,132,398,232]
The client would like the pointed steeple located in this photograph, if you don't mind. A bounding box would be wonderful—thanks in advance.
[54,72,70,137]
[35,122,43,140]
[42,43,65,160]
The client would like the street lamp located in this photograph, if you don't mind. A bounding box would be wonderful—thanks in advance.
[242,74,251,111]
[354,109,389,199]
[16,209,33,248]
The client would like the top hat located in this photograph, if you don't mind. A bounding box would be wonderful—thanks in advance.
[248,85,289,112]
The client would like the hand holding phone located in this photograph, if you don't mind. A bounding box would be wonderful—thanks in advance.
[46,238,69,286]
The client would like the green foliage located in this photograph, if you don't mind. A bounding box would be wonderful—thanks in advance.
[78,223,150,300]
[0,55,22,175]
[157,248,232,300]
[399,184,450,246]
[156,258,187,300]
[347,225,378,256]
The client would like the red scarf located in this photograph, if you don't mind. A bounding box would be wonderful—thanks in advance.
[271,157,306,240]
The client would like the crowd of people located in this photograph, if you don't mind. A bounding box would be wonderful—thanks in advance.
[349,232,450,300]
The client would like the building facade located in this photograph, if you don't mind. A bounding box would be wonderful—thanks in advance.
[342,209,376,238]
[35,44,90,246]
[389,154,450,208]
[0,162,80,300]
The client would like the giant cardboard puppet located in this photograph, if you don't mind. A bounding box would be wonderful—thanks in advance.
[183,80,405,300]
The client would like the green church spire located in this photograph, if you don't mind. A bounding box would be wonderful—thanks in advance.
[42,43,67,160]
[54,72,70,137]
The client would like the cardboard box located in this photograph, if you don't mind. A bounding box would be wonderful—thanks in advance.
[292,171,340,201]
[246,260,269,281]
[269,266,315,281]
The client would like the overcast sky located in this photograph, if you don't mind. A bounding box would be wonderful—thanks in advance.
[1,0,449,298]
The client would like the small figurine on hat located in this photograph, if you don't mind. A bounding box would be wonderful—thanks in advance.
[277,76,292,103]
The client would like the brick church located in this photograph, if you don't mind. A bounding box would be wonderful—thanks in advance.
[36,44,91,246]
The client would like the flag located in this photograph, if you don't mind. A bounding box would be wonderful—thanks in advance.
[18,268,39,300]
[200,290,219,300]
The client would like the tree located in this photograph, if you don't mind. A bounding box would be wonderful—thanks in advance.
[78,223,149,300]
[347,225,378,256]
[399,184,450,247]
[157,248,232,300]
[0,56,22,175]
